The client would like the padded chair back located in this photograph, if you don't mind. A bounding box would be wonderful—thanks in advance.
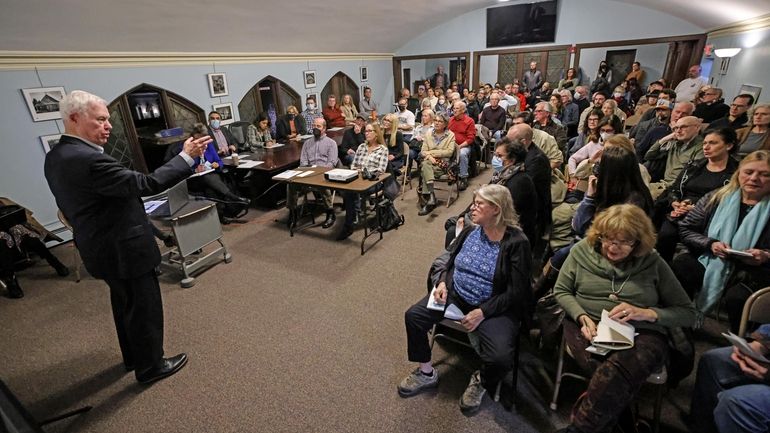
[227,121,251,148]
[739,287,770,336]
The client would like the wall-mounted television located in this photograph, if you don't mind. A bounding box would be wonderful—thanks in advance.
[486,1,558,48]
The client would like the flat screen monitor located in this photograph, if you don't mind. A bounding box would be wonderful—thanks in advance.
[486,1,558,48]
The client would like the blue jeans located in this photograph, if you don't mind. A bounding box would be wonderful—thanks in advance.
[459,146,471,178]
[692,346,770,433]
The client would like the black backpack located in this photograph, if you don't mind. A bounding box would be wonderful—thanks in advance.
[376,197,404,231]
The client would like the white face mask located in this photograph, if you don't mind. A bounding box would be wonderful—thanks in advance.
[438,99,446,105]
[307,103,316,110]
[613,92,623,98]
[574,92,582,100]
[600,132,614,141]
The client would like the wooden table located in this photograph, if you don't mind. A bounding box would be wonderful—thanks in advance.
[272,167,391,255]
[224,129,348,208]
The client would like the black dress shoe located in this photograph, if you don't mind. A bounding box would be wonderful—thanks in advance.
[321,211,336,229]
[458,178,468,191]
[335,225,354,241]
[136,353,188,384]
[5,276,23,299]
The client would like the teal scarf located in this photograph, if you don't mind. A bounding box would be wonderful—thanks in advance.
[697,189,770,317]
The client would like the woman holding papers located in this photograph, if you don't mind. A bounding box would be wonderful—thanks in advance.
[247,112,275,150]
[554,204,695,433]
[398,184,532,414]
[673,150,770,331]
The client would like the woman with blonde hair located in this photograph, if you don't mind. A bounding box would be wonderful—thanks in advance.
[554,204,696,433]
[340,94,359,125]
[382,113,405,174]
[399,183,532,414]
[735,103,770,157]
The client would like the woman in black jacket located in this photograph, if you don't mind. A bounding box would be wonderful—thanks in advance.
[275,105,307,141]
[399,184,532,414]
[655,129,739,261]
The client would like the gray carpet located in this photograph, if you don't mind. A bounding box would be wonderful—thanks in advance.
[1,168,717,432]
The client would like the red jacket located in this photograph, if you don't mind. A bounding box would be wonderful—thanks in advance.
[448,114,476,146]
[323,106,346,128]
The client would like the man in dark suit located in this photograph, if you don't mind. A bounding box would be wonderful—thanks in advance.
[208,110,237,156]
[44,90,211,384]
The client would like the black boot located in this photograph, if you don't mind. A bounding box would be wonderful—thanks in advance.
[458,177,468,191]
[5,275,23,299]
[23,237,69,277]
[322,210,336,229]
[418,185,437,216]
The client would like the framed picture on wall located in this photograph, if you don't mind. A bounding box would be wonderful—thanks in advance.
[305,93,318,107]
[22,86,66,122]
[207,73,229,97]
[212,102,234,125]
[739,84,762,104]
[39,134,62,153]
[303,70,317,89]
[360,66,368,82]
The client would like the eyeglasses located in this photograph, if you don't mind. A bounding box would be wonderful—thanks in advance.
[599,236,637,248]
[364,129,374,133]
[600,128,615,133]
[470,200,490,209]
[587,118,599,122]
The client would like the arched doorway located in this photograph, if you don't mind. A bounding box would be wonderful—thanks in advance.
[238,76,301,135]
[321,72,360,111]
[106,83,205,173]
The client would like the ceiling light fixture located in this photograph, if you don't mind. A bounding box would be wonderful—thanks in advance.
[714,48,742,58]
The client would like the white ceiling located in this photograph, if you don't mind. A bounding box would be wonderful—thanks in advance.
[1,0,769,54]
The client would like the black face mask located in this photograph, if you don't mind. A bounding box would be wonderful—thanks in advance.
[312,128,322,139]
[398,106,406,112]
[288,114,295,120]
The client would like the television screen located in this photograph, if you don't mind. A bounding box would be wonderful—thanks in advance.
[486,1,558,48]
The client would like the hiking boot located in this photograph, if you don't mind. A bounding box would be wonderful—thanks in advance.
[397,367,438,397]
[459,370,485,413]
[458,177,468,191]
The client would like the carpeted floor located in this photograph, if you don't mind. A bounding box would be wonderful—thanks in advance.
[1,168,720,432]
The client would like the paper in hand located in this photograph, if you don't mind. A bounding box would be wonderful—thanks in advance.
[444,304,465,321]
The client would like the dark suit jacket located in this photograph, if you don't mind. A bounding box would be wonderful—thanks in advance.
[44,135,192,279]
[276,115,307,141]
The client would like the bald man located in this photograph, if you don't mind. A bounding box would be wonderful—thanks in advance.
[507,124,552,240]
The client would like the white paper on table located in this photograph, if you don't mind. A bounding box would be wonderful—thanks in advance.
[143,200,167,213]
[327,127,344,131]
[273,170,302,180]
[295,171,315,178]
[266,143,285,149]
[298,134,313,140]
[237,160,264,169]
[189,168,214,178]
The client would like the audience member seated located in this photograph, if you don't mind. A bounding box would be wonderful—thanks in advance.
[382,113,405,175]
[601,98,626,124]
[635,101,694,161]
[550,94,565,125]
[247,112,275,150]
[340,94,359,125]
[577,93,607,132]
[401,88,420,114]
[448,101,476,191]
[513,112,563,169]
[416,113,455,216]
[465,89,482,122]
[624,61,645,84]
[287,118,339,230]
[557,67,579,91]
[433,94,448,117]
[644,115,704,195]
[672,150,770,331]
[568,108,602,158]
[395,97,416,139]
[533,102,568,154]
[301,96,323,131]
[554,204,696,433]
[568,115,623,177]
[479,93,506,141]
[276,105,307,142]
[655,128,739,262]
[572,86,590,115]
[0,201,68,298]
[207,111,237,156]
[322,95,346,128]
[693,87,730,124]
[409,109,435,167]
[610,86,630,116]
[399,184,532,414]
[736,103,770,158]
[629,98,669,145]
[623,78,644,113]
[709,93,754,131]
[415,98,434,128]
[336,123,389,241]
[638,88,677,124]
[626,90,659,129]
[339,114,366,166]
[691,323,770,433]
[359,86,378,119]
[559,90,580,138]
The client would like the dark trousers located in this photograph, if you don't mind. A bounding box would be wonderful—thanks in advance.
[564,320,668,433]
[0,232,62,278]
[404,293,520,389]
[188,172,236,200]
[655,219,680,262]
[104,271,165,373]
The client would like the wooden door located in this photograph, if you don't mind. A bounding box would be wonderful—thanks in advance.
[321,72,360,109]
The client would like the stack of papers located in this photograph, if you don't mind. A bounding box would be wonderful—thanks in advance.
[295,171,314,178]
[143,200,166,214]
[265,143,285,149]
[274,170,303,180]
[298,134,313,140]
[237,160,264,169]
[189,168,214,178]
[426,287,465,321]
[327,127,344,131]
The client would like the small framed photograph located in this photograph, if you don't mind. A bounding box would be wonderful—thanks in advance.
[303,70,317,89]
[40,134,62,153]
[207,73,228,97]
[739,84,762,104]
[212,102,234,125]
[360,66,368,82]
[305,93,318,107]
[22,86,66,122]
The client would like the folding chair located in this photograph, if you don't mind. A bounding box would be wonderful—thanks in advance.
[56,210,81,282]
[401,141,413,195]
[738,286,770,337]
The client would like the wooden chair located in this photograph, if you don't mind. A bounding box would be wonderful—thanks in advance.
[550,332,667,433]
[56,210,81,282]
[431,144,461,208]
[430,318,521,408]
[738,287,770,337]
[401,141,413,196]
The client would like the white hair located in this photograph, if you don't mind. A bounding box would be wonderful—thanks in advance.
[536,101,552,113]
[60,90,106,118]
[559,89,573,101]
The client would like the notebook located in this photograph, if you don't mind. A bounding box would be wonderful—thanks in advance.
[591,309,635,351]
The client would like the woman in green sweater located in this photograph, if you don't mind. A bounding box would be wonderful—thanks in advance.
[554,204,696,433]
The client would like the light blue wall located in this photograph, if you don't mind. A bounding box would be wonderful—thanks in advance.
[396,0,705,57]
[706,28,770,102]
[0,58,393,231]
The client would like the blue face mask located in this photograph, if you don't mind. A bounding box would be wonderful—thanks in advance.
[210,120,221,129]
[492,156,504,172]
